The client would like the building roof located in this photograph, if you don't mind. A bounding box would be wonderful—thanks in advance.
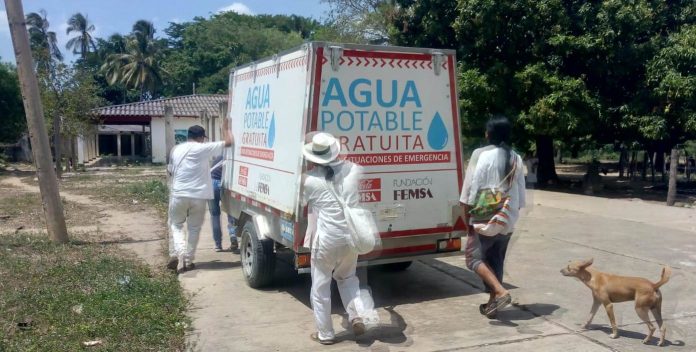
[93,94,227,119]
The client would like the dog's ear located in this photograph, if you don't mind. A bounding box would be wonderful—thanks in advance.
[580,258,594,268]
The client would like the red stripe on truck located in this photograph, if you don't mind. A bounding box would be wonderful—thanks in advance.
[447,54,464,190]
[362,244,437,258]
[310,47,324,132]
[380,227,453,238]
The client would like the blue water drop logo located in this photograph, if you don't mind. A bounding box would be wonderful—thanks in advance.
[427,112,448,150]
[267,113,276,148]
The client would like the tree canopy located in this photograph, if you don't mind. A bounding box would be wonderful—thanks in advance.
[0,63,25,144]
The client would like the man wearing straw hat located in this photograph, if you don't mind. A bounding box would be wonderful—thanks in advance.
[302,132,366,345]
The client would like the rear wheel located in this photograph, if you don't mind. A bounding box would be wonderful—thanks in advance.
[380,261,413,272]
[240,221,276,288]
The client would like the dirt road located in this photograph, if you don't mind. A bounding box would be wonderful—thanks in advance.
[0,176,165,266]
[181,190,696,351]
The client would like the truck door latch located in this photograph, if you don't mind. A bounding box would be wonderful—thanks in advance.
[431,51,444,76]
[329,45,343,72]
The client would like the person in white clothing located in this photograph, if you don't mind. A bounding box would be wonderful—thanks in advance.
[302,133,366,345]
[460,116,526,318]
[167,119,233,273]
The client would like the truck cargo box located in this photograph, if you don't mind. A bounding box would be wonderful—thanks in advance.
[222,42,465,287]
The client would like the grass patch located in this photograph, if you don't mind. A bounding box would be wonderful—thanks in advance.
[0,232,188,351]
[125,180,169,213]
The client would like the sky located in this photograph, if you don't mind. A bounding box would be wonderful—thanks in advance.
[0,0,329,63]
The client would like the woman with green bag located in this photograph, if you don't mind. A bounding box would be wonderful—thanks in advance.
[460,116,526,318]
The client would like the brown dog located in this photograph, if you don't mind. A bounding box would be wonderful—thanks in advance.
[560,259,671,346]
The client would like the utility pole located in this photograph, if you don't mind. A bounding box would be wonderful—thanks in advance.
[5,0,68,243]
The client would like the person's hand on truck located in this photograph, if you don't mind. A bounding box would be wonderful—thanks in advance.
[222,117,233,147]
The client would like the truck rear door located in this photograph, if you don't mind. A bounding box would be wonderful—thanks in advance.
[309,43,463,259]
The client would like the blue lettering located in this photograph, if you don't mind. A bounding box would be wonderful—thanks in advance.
[355,111,368,131]
[349,78,371,107]
[368,111,383,131]
[376,80,397,107]
[336,111,354,131]
[322,78,347,107]
[385,111,398,131]
[413,111,423,130]
[401,80,421,108]
[320,111,335,130]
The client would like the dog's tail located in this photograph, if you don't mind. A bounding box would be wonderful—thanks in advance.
[653,266,672,289]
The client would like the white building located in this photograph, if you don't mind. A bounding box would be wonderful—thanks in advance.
[77,94,227,164]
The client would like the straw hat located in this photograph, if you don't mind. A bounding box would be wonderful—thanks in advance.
[302,132,341,165]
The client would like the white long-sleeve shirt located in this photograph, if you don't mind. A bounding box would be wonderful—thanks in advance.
[460,146,526,233]
[302,161,362,248]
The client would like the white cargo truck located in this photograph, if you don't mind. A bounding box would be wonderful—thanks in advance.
[221,42,466,288]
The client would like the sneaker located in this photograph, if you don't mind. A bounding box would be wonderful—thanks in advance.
[176,254,186,274]
[229,240,239,253]
[351,317,366,336]
[214,246,223,252]
[310,332,335,345]
[184,259,195,271]
[166,256,178,271]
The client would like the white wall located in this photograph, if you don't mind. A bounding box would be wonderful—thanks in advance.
[151,117,202,163]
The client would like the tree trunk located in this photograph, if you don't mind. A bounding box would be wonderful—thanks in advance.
[53,115,62,177]
[555,146,563,164]
[655,152,665,182]
[651,152,656,183]
[535,135,558,187]
[642,151,648,181]
[629,151,637,179]
[666,147,678,206]
[618,148,627,179]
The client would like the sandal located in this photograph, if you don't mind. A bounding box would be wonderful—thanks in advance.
[310,332,335,345]
[352,317,366,336]
[483,293,511,316]
[479,303,497,319]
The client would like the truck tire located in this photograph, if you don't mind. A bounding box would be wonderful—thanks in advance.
[380,261,413,272]
[240,221,276,288]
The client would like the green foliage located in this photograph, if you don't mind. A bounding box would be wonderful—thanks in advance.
[645,24,696,142]
[101,20,166,100]
[0,232,187,351]
[322,0,396,44]
[161,12,315,95]
[0,63,25,143]
[65,13,96,58]
[39,64,105,138]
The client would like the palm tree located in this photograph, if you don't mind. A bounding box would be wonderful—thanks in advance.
[66,13,96,59]
[101,20,164,100]
[26,10,64,175]
[26,10,63,72]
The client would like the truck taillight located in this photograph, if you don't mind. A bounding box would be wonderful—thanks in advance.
[437,238,461,252]
[296,253,311,268]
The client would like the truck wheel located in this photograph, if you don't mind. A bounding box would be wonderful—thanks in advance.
[240,221,276,288]
[380,261,413,271]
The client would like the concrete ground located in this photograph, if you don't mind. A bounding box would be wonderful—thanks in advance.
[179,190,696,351]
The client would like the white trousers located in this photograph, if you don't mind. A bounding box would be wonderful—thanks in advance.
[310,231,364,340]
[168,196,207,261]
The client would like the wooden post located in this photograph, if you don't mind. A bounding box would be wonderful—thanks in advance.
[130,132,135,157]
[210,114,216,141]
[5,0,68,243]
[200,110,208,137]
[164,105,174,164]
[218,101,228,142]
[116,132,122,157]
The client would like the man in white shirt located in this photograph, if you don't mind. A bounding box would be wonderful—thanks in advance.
[167,119,233,273]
